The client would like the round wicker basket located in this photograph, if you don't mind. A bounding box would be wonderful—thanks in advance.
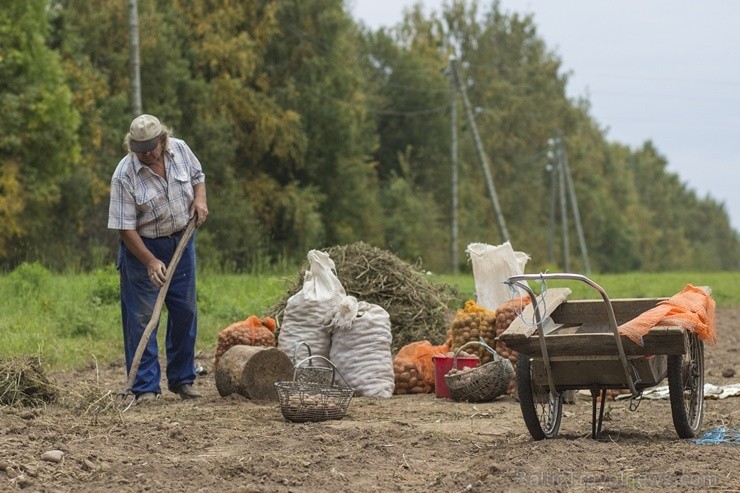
[445,340,514,402]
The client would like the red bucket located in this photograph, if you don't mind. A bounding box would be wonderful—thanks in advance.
[432,354,479,398]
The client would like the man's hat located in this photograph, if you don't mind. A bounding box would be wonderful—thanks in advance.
[129,114,163,153]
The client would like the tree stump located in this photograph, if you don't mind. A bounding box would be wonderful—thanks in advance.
[214,345,293,401]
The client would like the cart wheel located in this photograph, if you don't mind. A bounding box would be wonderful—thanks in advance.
[517,356,563,440]
[668,332,704,438]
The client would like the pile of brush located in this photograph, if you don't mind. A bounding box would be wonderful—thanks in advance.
[0,355,57,407]
[267,242,460,352]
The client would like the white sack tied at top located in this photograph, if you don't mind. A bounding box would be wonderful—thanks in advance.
[278,250,346,362]
[327,295,395,398]
[466,242,530,311]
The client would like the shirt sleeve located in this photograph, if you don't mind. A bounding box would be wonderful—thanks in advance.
[108,174,138,231]
[182,141,205,185]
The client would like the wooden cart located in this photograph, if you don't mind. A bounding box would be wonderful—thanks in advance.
[498,273,706,440]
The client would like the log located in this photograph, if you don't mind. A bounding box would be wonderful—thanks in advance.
[214,345,293,401]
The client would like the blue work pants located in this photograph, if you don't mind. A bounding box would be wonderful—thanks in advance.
[118,233,198,395]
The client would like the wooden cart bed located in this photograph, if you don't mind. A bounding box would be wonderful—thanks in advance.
[498,287,690,359]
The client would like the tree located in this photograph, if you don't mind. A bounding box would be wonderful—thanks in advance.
[0,0,80,264]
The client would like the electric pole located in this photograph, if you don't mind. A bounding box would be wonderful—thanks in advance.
[449,56,459,274]
[546,140,557,263]
[450,57,510,243]
[558,139,571,272]
[129,0,142,117]
[548,135,591,273]
[560,137,592,274]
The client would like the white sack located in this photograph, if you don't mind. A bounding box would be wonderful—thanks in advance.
[467,242,530,311]
[278,250,346,362]
[328,296,395,398]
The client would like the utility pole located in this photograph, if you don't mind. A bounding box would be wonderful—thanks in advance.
[450,57,510,243]
[548,135,591,273]
[128,0,142,117]
[449,56,459,274]
[558,140,571,272]
[560,137,592,274]
[546,140,557,263]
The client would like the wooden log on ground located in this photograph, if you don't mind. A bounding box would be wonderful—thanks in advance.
[214,345,293,401]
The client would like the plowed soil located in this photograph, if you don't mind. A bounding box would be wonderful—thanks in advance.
[1,309,738,492]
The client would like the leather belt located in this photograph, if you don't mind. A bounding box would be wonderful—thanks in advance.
[164,228,185,238]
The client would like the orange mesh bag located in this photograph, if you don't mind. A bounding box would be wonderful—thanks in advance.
[215,315,278,367]
[618,285,717,346]
[393,341,450,394]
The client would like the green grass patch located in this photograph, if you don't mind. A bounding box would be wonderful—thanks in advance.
[0,266,292,372]
[436,271,740,306]
[1,265,737,372]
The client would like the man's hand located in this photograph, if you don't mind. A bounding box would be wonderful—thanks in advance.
[120,230,167,286]
[148,259,167,287]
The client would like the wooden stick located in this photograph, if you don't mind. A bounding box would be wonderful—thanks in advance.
[123,217,197,394]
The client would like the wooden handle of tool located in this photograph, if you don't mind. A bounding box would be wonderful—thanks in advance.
[124,216,198,393]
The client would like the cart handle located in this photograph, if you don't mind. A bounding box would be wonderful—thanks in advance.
[505,273,638,397]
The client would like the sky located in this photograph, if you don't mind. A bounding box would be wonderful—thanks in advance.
[350,0,740,233]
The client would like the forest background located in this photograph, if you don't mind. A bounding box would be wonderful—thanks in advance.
[2,0,738,275]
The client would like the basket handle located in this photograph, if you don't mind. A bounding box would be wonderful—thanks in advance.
[453,339,504,368]
[293,355,349,387]
[292,341,314,365]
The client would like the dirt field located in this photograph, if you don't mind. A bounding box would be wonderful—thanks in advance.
[1,309,738,492]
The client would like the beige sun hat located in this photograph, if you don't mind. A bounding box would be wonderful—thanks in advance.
[129,114,163,153]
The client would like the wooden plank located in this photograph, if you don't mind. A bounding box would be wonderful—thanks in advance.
[499,287,572,340]
[502,327,687,357]
[550,298,664,325]
[531,357,667,388]
[550,285,711,325]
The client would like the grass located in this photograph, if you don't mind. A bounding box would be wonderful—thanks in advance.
[0,265,293,372]
[1,264,737,372]
[435,271,740,307]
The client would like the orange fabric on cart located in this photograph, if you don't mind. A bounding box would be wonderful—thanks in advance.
[617,284,717,346]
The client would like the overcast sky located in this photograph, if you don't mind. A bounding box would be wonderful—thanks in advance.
[351,0,740,233]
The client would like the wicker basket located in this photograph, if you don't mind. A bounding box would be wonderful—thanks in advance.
[445,341,514,402]
[291,341,335,387]
[275,356,354,423]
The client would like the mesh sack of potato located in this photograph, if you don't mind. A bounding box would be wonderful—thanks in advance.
[493,296,530,394]
[449,300,498,364]
[215,315,278,367]
[392,340,449,395]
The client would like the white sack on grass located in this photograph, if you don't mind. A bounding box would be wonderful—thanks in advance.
[278,250,346,363]
[328,296,395,398]
[467,242,530,311]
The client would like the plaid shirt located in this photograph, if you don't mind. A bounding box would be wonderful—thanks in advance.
[108,138,205,238]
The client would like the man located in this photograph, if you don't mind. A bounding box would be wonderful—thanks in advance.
[108,114,208,404]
